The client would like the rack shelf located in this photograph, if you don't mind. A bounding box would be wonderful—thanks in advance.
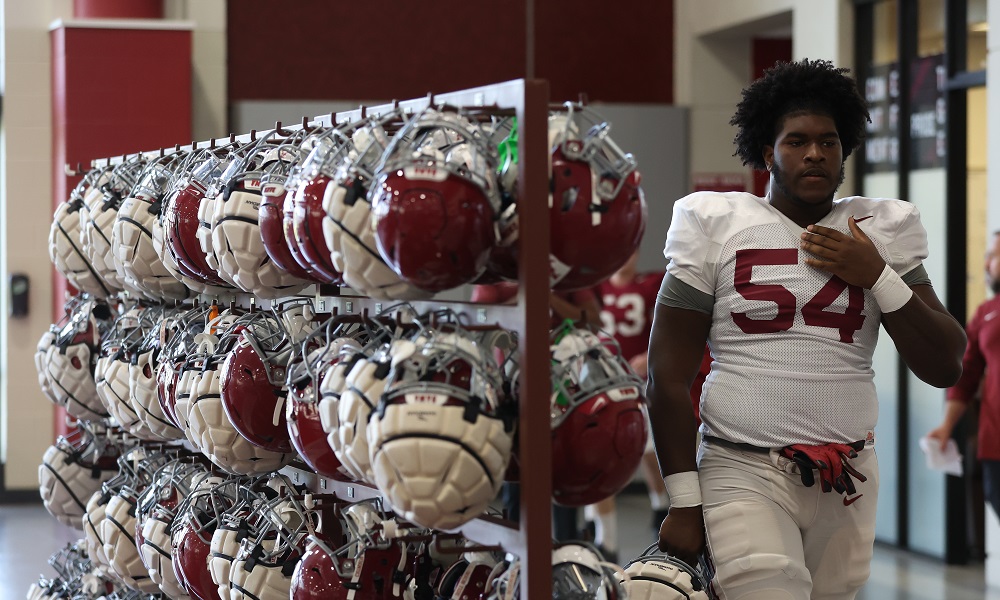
[79,77,555,598]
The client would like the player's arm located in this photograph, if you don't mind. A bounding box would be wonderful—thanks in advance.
[879,285,966,387]
[647,301,712,565]
[549,290,601,328]
[801,217,965,388]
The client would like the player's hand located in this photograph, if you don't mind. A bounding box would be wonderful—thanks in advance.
[800,217,885,289]
[657,505,705,566]
[926,424,953,451]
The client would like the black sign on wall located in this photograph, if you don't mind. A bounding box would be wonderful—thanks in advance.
[908,54,947,170]
[864,54,946,174]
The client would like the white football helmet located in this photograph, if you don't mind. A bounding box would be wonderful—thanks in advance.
[551,542,627,600]
[102,448,172,593]
[212,139,311,298]
[79,157,147,297]
[369,325,514,531]
[44,298,113,421]
[619,544,713,600]
[49,168,116,297]
[112,155,192,300]
[38,425,119,530]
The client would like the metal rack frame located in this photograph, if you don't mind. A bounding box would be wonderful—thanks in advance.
[78,78,556,598]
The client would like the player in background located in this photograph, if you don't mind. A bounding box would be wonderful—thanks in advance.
[648,59,965,598]
[927,230,1000,522]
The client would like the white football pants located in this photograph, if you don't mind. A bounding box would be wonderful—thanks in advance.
[698,438,878,600]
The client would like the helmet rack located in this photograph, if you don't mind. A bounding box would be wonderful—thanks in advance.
[69,78,555,598]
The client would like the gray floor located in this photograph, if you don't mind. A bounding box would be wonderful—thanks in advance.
[3,495,999,599]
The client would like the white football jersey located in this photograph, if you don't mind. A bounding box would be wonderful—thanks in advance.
[664,192,928,447]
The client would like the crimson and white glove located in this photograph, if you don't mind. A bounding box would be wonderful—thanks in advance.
[780,442,868,495]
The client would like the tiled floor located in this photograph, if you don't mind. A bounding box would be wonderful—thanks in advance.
[3,494,999,599]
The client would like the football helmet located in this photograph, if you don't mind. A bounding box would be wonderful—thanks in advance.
[96,306,163,440]
[183,312,296,475]
[289,500,409,600]
[547,104,645,291]
[286,325,362,480]
[324,114,432,300]
[49,168,115,297]
[79,157,147,297]
[113,154,193,300]
[228,479,332,600]
[127,307,186,442]
[369,325,514,530]
[258,133,323,282]
[171,474,242,600]
[551,542,626,600]
[289,128,347,283]
[328,335,396,484]
[35,327,59,405]
[101,449,173,593]
[211,140,311,298]
[38,425,119,529]
[135,458,213,599]
[161,148,237,288]
[44,298,113,421]
[619,544,713,600]
[219,311,295,453]
[370,107,502,292]
[550,326,647,506]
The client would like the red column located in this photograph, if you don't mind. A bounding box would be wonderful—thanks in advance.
[50,22,191,435]
[73,0,164,19]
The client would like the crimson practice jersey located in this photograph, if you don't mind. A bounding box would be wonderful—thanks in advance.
[665,192,928,447]
[598,272,664,361]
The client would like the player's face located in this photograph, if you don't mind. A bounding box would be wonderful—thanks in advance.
[763,112,845,217]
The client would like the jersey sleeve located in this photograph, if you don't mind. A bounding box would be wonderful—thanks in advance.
[663,193,726,296]
[881,200,929,276]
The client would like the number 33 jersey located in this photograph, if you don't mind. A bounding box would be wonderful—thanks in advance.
[664,192,928,447]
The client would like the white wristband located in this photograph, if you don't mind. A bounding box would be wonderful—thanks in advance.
[663,471,702,508]
[870,264,913,313]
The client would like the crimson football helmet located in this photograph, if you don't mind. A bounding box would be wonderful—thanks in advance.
[323,113,432,300]
[289,128,349,284]
[171,475,242,600]
[161,149,237,288]
[547,104,645,291]
[219,310,295,453]
[550,326,647,506]
[370,107,502,292]
[289,500,410,600]
[285,322,363,480]
[258,133,323,282]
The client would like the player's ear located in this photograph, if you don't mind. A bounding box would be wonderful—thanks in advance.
[762,146,774,171]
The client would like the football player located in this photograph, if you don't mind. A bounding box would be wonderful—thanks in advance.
[648,59,966,599]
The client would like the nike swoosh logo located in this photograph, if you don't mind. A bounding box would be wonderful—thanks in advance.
[844,494,863,506]
[853,215,873,223]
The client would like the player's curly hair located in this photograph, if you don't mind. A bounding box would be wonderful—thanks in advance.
[730,59,870,170]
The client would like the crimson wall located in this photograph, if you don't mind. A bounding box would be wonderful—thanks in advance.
[227,0,673,106]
